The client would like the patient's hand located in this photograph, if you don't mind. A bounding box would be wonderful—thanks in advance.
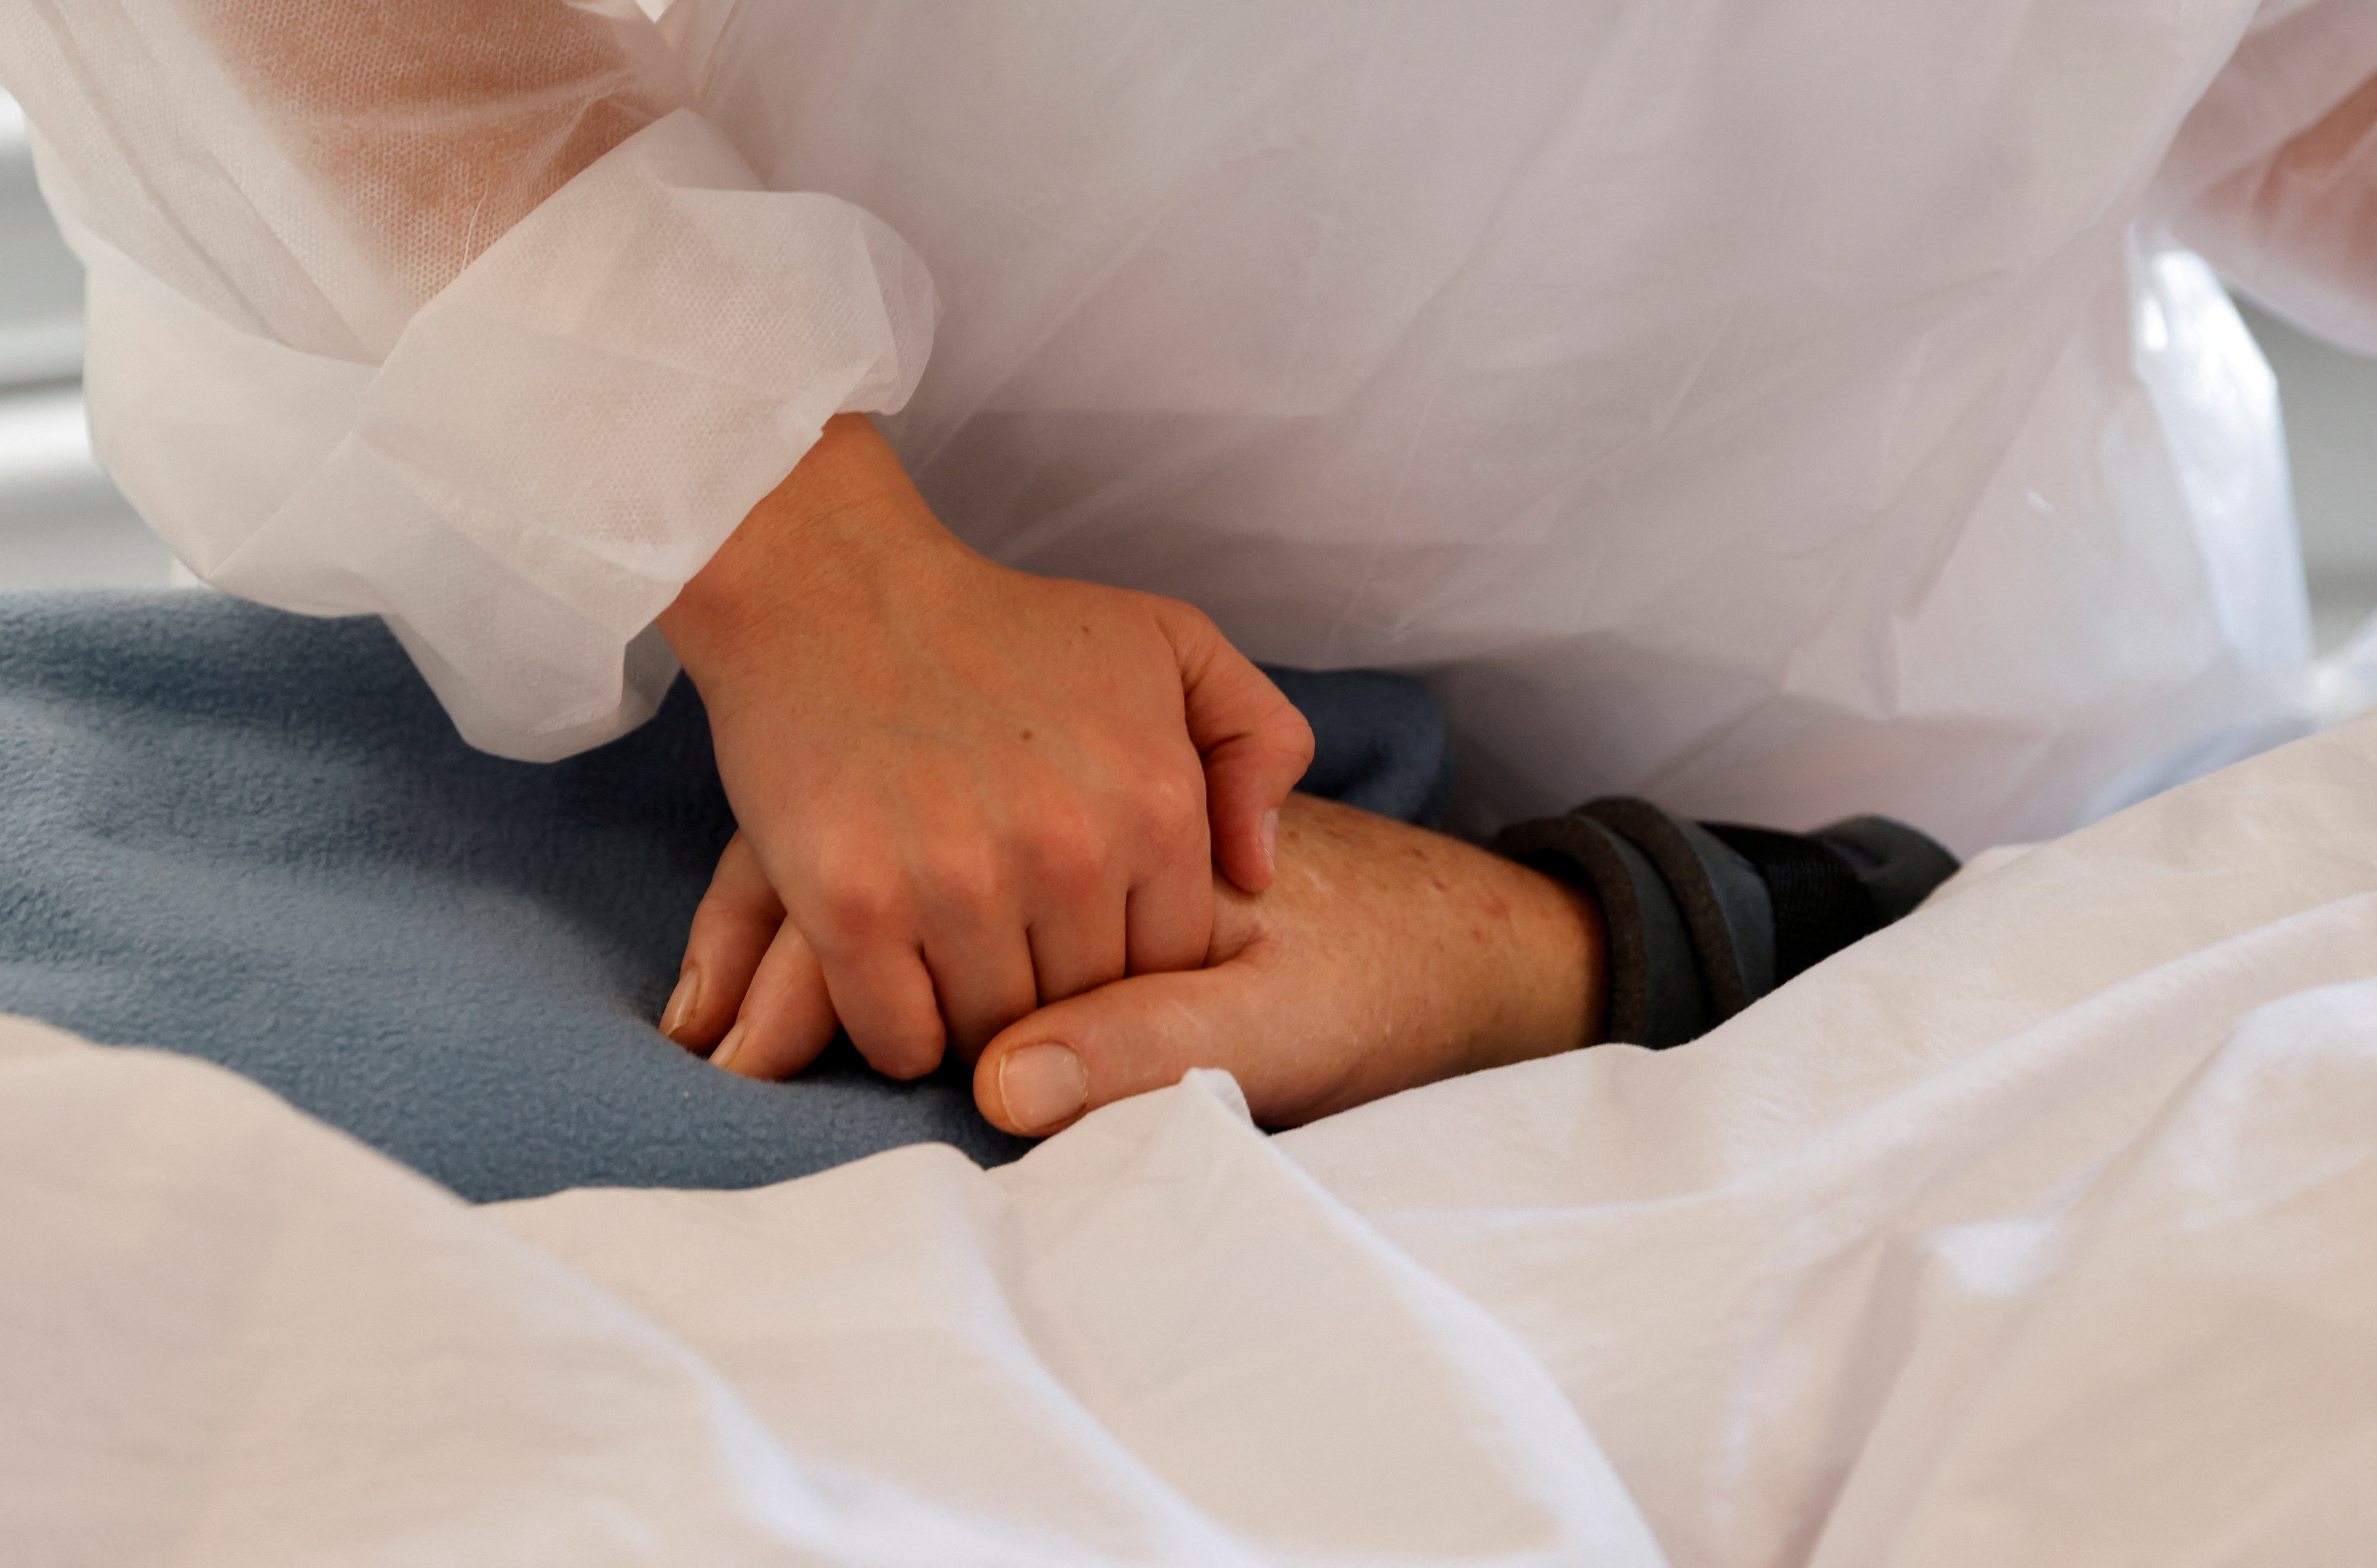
[666,792,1604,1129]
[971,793,1607,1135]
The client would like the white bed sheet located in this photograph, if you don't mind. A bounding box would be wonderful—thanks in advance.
[7,714,2377,1564]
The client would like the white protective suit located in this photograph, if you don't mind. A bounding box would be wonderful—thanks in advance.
[3,0,2375,851]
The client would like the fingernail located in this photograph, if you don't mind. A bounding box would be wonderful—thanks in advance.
[660,968,701,1042]
[998,1043,1088,1134]
[1260,808,1280,873]
[711,1019,748,1074]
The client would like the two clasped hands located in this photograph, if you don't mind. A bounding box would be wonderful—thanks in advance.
[654,416,1607,1137]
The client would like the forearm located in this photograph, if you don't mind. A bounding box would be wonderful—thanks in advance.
[1409,834,1610,1076]
[1239,798,1608,1127]
[1504,865,1611,1060]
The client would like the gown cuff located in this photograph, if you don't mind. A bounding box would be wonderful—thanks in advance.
[80,108,937,761]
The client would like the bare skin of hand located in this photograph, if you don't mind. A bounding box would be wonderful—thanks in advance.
[668,791,1605,1132]
[655,414,1315,1079]
[964,793,1607,1135]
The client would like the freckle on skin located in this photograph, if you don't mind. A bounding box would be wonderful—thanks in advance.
[1429,877,1448,893]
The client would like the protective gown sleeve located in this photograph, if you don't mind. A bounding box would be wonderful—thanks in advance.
[0,1,935,760]
[2151,0,2377,354]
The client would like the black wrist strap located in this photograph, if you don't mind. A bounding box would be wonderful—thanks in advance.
[1494,798,1958,1050]
[1495,812,1711,1050]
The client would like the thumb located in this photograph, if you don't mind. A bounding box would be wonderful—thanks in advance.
[974,961,1262,1137]
[1166,606,1314,896]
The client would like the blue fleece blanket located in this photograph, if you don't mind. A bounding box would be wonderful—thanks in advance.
[0,591,1451,1201]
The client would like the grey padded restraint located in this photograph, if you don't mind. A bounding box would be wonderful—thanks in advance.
[1495,797,1958,1050]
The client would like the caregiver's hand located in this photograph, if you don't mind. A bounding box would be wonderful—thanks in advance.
[655,414,1314,1077]
[973,793,1610,1136]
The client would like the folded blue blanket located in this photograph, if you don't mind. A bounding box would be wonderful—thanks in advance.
[0,591,1451,1201]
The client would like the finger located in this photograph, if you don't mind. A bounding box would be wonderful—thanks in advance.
[921,922,1042,1065]
[1123,854,1212,977]
[973,960,1271,1137]
[1164,606,1315,896]
[1025,887,1131,1007]
[662,831,782,1052]
[814,943,949,1081]
[710,920,842,1080]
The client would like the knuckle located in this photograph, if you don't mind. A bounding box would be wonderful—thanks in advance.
[921,842,1008,919]
[1030,815,1108,901]
[815,869,908,944]
[1141,763,1201,821]
[1138,770,1207,853]
[699,875,780,926]
[686,903,761,957]
[1164,597,1218,641]
[697,840,780,922]
[1275,705,1318,767]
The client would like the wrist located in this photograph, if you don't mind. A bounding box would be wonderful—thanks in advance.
[1497,856,1609,1061]
[655,414,961,699]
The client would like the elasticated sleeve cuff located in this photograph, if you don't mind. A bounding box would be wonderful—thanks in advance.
[73,109,937,760]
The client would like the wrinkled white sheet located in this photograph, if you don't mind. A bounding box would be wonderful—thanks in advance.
[7,714,2377,1563]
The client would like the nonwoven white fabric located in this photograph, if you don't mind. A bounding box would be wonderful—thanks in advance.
[707,0,2352,850]
[0,2,935,758]
[4,1,2377,835]
[2153,0,2377,354]
[8,706,2377,1562]
[78,113,933,756]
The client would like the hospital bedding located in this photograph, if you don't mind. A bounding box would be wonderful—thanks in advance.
[5,597,2377,1560]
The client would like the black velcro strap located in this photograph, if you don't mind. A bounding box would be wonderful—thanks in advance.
[1700,823,1878,985]
[1492,813,1711,1050]
[1578,797,1775,1019]
[1811,815,1962,926]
